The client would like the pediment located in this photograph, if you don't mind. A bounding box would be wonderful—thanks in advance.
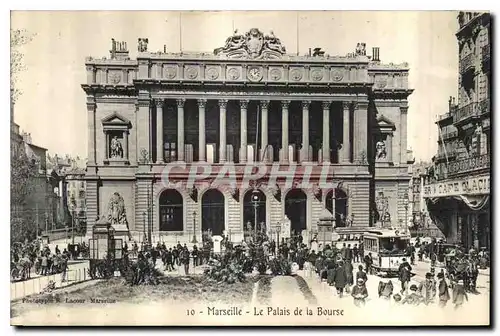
[376,114,396,131]
[102,112,131,126]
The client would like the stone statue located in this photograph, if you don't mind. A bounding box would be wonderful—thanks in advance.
[214,28,286,59]
[107,192,128,226]
[138,38,149,52]
[375,191,390,226]
[376,140,387,160]
[110,136,123,158]
[355,43,366,56]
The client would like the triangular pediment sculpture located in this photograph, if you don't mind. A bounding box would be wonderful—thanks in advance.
[214,28,286,59]
[101,112,132,126]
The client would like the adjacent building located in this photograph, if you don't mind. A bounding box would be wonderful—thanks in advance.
[423,12,490,250]
[82,29,414,243]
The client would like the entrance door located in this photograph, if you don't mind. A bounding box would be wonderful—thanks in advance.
[201,189,225,236]
[243,189,266,233]
[285,189,307,235]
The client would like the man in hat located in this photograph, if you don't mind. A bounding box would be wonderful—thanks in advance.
[419,272,437,305]
[437,271,450,308]
[452,278,468,310]
[398,258,412,295]
[402,284,424,306]
[351,278,368,307]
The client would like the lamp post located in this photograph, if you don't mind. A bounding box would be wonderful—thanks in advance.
[142,211,146,243]
[69,202,76,245]
[251,189,260,237]
[192,211,198,244]
[276,223,281,249]
[403,192,409,234]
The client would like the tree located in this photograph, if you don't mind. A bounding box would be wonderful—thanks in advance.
[11,29,35,103]
[11,146,38,243]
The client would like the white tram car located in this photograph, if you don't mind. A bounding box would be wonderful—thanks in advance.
[363,229,411,275]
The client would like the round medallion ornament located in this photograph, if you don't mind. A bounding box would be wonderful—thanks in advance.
[165,66,177,79]
[247,66,263,82]
[109,72,121,84]
[227,67,240,80]
[331,69,344,82]
[290,69,303,81]
[310,69,323,81]
[375,77,388,89]
[269,68,282,81]
[185,66,199,79]
[206,67,219,80]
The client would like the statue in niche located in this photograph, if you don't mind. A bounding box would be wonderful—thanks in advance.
[138,38,149,52]
[107,192,129,226]
[375,191,390,227]
[110,136,123,158]
[376,140,387,160]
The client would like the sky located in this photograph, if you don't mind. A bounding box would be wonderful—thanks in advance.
[11,10,459,162]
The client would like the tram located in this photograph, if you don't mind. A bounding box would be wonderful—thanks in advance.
[363,229,411,275]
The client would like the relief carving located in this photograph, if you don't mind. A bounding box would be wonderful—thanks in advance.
[331,68,344,82]
[227,67,240,80]
[164,66,177,79]
[206,67,219,80]
[290,69,303,81]
[185,66,199,79]
[269,68,282,81]
[310,69,324,81]
[214,28,286,59]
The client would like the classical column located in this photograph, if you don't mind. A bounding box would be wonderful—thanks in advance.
[105,132,110,159]
[260,100,269,162]
[198,99,206,162]
[281,100,290,162]
[239,100,248,163]
[124,131,129,161]
[301,101,311,162]
[322,101,331,163]
[86,97,97,165]
[353,101,368,164]
[387,134,393,162]
[400,105,408,164]
[219,99,228,163]
[137,92,151,163]
[177,99,185,162]
[341,101,351,163]
[156,99,164,163]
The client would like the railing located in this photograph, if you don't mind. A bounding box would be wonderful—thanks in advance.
[459,53,475,74]
[442,130,458,140]
[482,45,490,62]
[456,102,479,122]
[437,112,452,122]
[479,99,490,115]
[447,153,490,177]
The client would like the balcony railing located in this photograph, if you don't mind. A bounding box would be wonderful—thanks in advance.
[479,99,490,115]
[447,154,490,177]
[482,45,490,62]
[455,102,479,123]
[459,53,475,74]
[437,112,452,122]
[442,130,458,140]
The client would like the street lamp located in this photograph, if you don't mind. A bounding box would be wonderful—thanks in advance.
[276,222,281,249]
[192,211,198,244]
[251,189,260,237]
[403,192,409,234]
[69,203,76,245]
[142,211,147,243]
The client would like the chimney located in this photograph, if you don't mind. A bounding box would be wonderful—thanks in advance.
[372,47,380,62]
[164,45,167,53]
[308,48,312,56]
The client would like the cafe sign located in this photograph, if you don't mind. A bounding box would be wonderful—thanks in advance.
[423,175,490,198]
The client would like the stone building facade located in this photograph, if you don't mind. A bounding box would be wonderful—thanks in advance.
[423,12,490,249]
[82,29,413,243]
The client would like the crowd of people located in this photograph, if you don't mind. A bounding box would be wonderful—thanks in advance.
[10,239,89,282]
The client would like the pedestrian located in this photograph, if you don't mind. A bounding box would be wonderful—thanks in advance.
[332,260,348,298]
[398,258,412,295]
[355,264,368,284]
[351,278,368,307]
[182,248,190,275]
[418,246,424,262]
[364,253,373,275]
[60,255,68,282]
[409,243,416,265]
[344,259,354,293]
[418,272,437,305]
[452,278,468,310]
[41,254,48,276]
[438,272,450,308]
[402,284,424,306]
[353,244,359,263]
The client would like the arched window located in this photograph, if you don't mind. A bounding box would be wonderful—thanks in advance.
[159,189,183,231]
